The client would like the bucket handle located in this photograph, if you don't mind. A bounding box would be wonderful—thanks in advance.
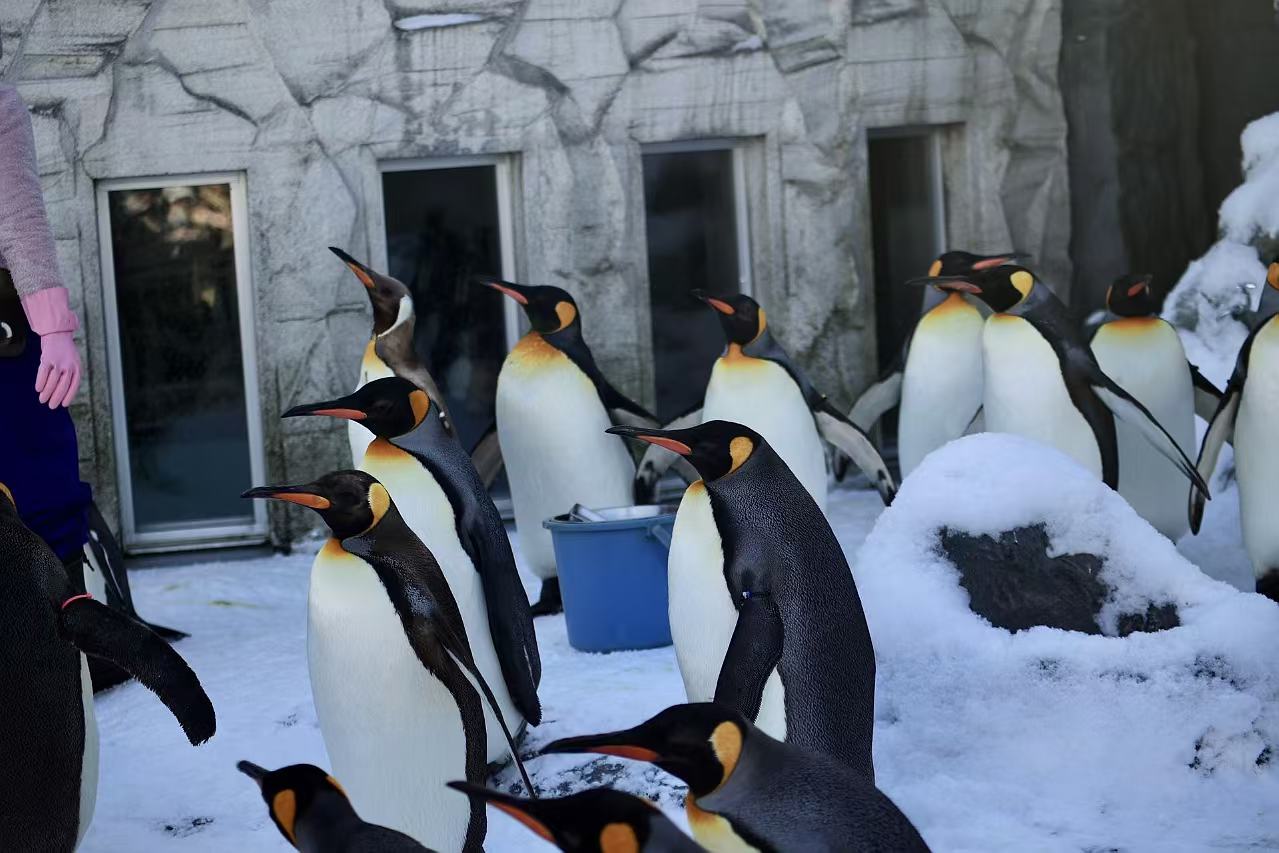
[647,521,672,550]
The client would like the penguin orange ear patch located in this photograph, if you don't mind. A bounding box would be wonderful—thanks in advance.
[555,301,578,330]
[0,483,13,509]
[1268,262,1279,290]
[728,437,754,473]
[928,259,942,277]
[408,390,431,425]
[272,790,298,843]
[710,721,743,783]
[600,822,641,853]
[1009,270,1035,299]
[366,483,391,529]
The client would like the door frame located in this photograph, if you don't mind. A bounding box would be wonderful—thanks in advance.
[376,155,521,348]
[95,172,268,552]
[866,126,947,259]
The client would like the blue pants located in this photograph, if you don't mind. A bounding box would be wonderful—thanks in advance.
[0,329,91,561]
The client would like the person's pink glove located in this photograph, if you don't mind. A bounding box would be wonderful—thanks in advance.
[21,287,81,409]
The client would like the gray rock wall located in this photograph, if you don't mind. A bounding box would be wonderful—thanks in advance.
[3,0,1070,544]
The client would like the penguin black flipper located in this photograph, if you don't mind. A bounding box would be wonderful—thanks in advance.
[634,405,704,504]
[1189,336,1255,532]
[545,324,659,428]
[85,502,186,641]
[1189,363,1224,422]
[713,594,784,721]
[59,597,215,745]
[467,421,504,489]
[392,425,543,725]
[848,330,911,430]
[343,517,537,796]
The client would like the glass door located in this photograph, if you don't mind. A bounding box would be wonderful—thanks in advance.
[97,174,266,551]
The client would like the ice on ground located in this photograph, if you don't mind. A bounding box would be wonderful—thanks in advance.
[393,13,486,31]
[856,434,1279,852]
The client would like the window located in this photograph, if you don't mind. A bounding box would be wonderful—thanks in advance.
[642,142,751,423]
[379,156,517,457]
[867,129,946,442]
[97,175,266,551]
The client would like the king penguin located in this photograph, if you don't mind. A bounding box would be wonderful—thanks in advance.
[544,703,930,853]
[238,761,432,852]
[480,277,657,615]
[282,377,541,764]
[449,783,702,853]
[913,265,1210,502]
[674,291,896,511]
[1090,273,1221,540]
[0,482,215,850]
[243,471,534,852]
[1192,261,1279,601]
[610,421,877,777]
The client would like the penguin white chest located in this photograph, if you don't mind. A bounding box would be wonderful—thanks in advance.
[982,315,1101,477]
[667,483,786,740]
[77,655,99,846]
[307,542,471,850]
[496,334,634,579]
[1235,319,1279,578]
[899,294,985,478]
[1090,318,1195,540]
[349,338,396,465]
[359,439,520,763]
[703,355,827,511]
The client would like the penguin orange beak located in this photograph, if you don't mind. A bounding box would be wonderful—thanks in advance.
[476,277,529,305]
[282,398,367,422]
[606,426,692,456]
[329,247,376,290]
[692,289,735,316]
[447,783,555,843]
[241,485,332,510]
[1127,274,1153,297]
[906,274,981,293]
[970,251,1029,271]
[540,731,662,763]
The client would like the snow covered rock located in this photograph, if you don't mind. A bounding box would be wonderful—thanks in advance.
[857,434,1279,851]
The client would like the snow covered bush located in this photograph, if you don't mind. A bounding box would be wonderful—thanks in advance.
[856,434,1279,851]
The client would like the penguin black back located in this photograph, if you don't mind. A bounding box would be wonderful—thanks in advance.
[238,761,432,852]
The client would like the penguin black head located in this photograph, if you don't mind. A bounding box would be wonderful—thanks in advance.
[925,250,1027,287]
[1105,273,1157,317]
[329,247,412,336]
[607,420,762,483]
[282,377,431,439]
[478,276,580,335]
[910,264,1038,313]
[542,703,749,799]
[448,782,672,852]
[238,761,356,850]
[692,291,764,346]
[242,470,391,539]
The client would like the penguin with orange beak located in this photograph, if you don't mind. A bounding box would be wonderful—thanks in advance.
[609,420,877,778]
[542,703,930,852]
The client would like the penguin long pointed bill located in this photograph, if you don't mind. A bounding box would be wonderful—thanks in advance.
[328,246,376,290]
[905,273,981,292]
[240,485,332,510]
[969,251,1029,270]
[606,426,692,456]
[447,782,555,842]
[540,730,661,763]
[691,289,736,315]
[237,760,269,785]
[282,397,368,422]
[475,276,529,305]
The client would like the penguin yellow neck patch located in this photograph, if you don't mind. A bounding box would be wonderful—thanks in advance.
[1010,270,1034,300]
[272,790,298,843]
[599,822,640,853]
[555,301,577,330]
[710,721,743,785]
[728,437,754,474]
[408,389,431,425]
[752,308,767,343]
[686,798,760,851]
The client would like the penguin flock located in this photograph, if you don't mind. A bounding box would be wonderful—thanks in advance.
[6,245,1277,852]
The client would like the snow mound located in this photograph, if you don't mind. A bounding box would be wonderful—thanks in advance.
[856,434,1279,851]
[1222,112,1279,246]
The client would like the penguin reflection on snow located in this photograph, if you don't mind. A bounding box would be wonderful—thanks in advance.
[544,703,930,852]
[243,471,533,852]
[481,277,660,615]
[1193,261,1279,602]
[283,377,541,764]
[611,420,877,778]
[914,265,1210,503]
[0,483,215,850]
[1089,273,1221,541]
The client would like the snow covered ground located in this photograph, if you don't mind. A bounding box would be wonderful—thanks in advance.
[76,463,1276,852]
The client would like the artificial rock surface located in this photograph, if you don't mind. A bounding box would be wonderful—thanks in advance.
[4,0,1071,542]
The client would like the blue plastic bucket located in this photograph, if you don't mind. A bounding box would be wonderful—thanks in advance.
[543,505,676,653]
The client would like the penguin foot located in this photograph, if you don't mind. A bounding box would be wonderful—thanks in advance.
[530,579,563,617]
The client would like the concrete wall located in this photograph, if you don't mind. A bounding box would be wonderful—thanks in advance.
[2,0,1070,544]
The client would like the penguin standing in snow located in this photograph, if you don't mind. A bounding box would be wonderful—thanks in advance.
[243,471,534,852]
[610,421,877,777]
[480,277,657,615]
[237,761,431,852]
[282,377,541,764]
[544,703,930,852]
[662,291,896,511]
[912,265,1210,502]
[1192,261,1279,601]
[0,482,215,850]
[449,783,702,853]
[1090,273,1221,541]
